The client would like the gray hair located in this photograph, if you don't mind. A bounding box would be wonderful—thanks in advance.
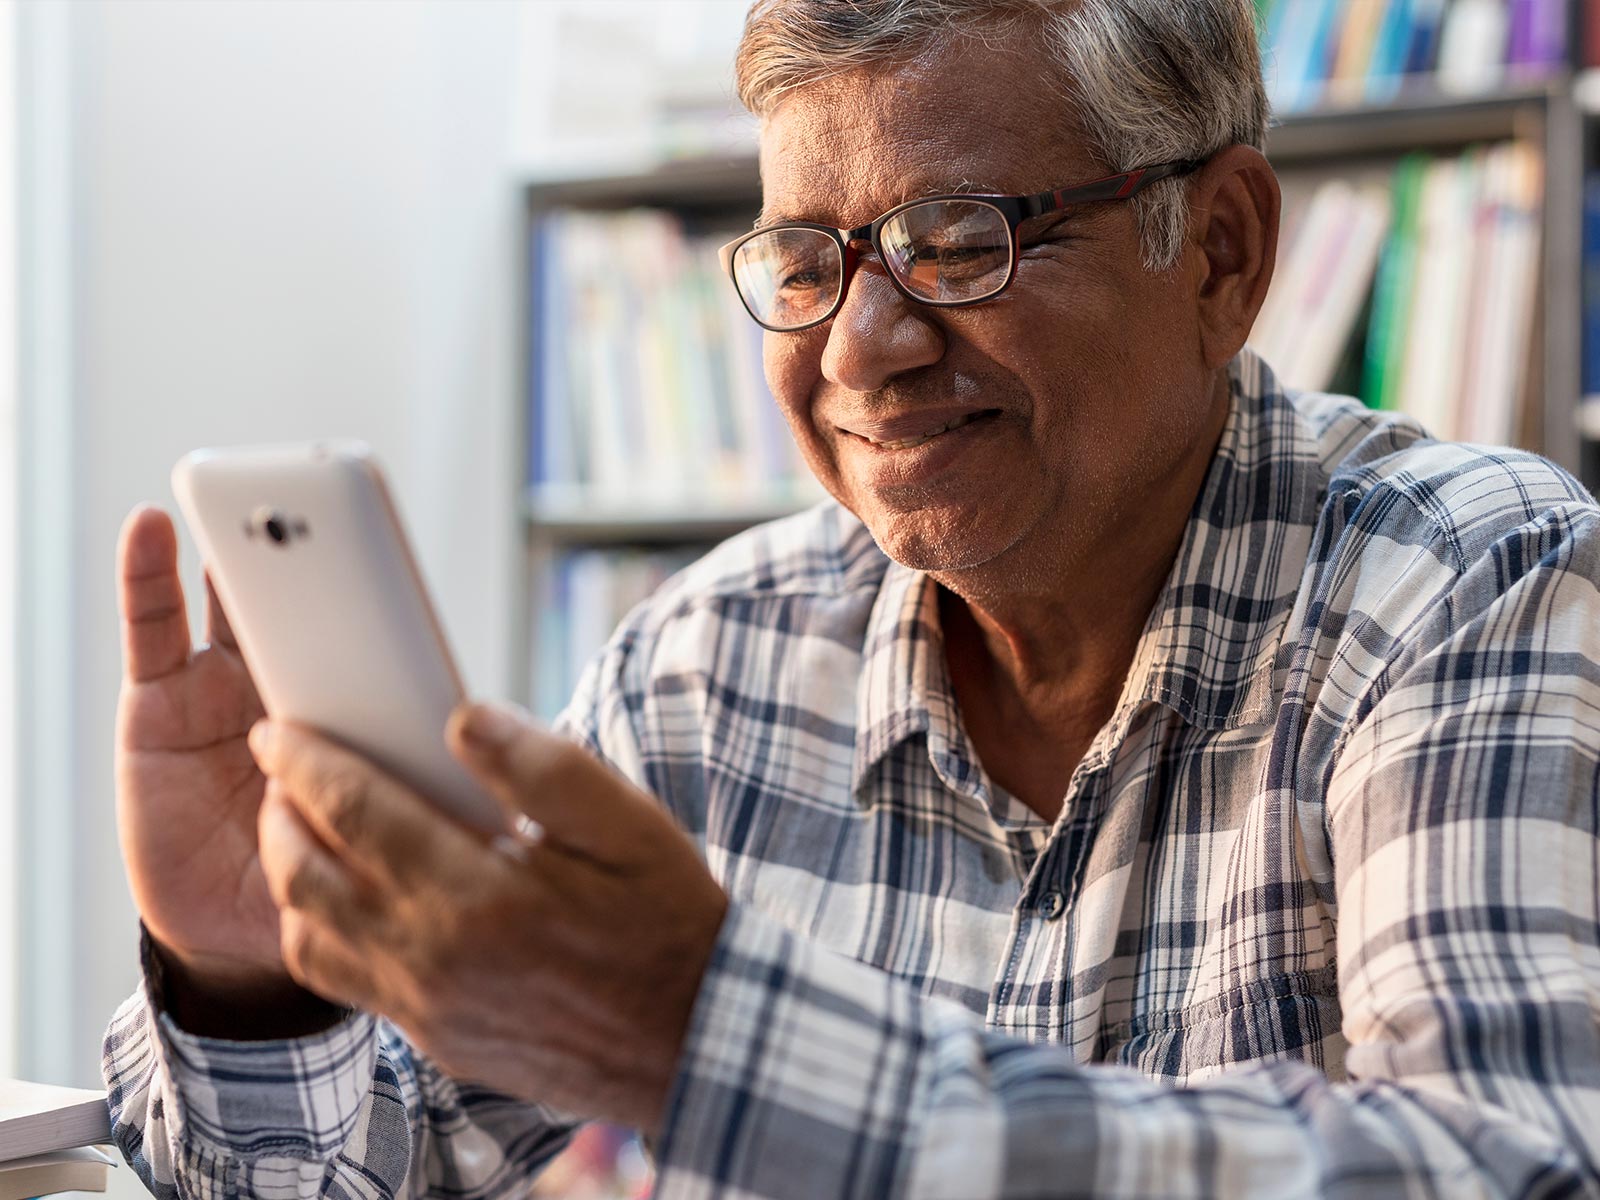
[735,0,1269,272]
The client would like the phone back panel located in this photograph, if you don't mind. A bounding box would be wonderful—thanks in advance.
[172,442,506,834]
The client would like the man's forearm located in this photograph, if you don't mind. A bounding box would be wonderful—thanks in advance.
[652,904,1600,1200]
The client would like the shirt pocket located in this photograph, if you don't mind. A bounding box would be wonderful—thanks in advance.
[1097,965,1345,1085]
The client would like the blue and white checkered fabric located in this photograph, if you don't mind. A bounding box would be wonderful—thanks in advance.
[106,350,1600,1198]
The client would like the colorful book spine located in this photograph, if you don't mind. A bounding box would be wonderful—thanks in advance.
[1362,154,1428,412]
[1507,0,1570,72]
[1402,0,1450,75]
[1364,0,1417,101]
[1582,172,1600,399]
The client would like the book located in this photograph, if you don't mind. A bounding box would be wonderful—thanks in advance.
[1437,0,1509,95]
[0,1147,113,1200]
[1329,0,1389,103]
[1403,0,1451,76]
[1580,171,1600,427]
[1365,0,1418,101]
[0,1080,113,1199]
[0,1080,111,1162]
[1362,153,1428,410]
[1507,0,1570,74]
[1397,153,1480,437]
[1266,0,1327,112]
[1459,142,1544,445]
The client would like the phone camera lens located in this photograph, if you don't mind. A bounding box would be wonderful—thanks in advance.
[251,508,292,544]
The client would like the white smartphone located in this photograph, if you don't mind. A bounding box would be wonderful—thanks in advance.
[171,441,508,836]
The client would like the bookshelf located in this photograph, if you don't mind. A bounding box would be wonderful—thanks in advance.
[516,160,813,714]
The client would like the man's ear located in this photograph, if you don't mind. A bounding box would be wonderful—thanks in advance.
[1184,145,1280,370]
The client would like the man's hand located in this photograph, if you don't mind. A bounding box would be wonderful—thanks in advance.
[115,506,336,1034]
[247,704,730,1135]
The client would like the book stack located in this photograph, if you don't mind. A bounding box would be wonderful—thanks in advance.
[530,208,810,505]
[1579,171,1600,436]
[0,1080,114,1200]
[1260,0,1571,114]
[533,546,701,719]
[1255,141,1544,447]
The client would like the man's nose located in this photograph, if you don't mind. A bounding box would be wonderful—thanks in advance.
[819,258,945,393]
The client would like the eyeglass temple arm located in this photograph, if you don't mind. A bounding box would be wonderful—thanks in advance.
[1019,158,1207,220]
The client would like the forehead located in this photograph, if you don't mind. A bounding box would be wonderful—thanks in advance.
[758,35,1097,224]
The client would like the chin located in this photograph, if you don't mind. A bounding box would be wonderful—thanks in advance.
[859,501,1025,574]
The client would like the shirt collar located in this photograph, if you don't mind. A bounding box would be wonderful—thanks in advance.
[850,349,1324,798]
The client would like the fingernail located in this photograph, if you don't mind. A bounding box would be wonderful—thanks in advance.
[248,719,274,758]
[459,702,521,748]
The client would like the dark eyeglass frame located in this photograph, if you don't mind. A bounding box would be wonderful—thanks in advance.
[719,157,1208,333]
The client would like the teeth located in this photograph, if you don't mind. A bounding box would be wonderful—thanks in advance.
[870,411,981,450]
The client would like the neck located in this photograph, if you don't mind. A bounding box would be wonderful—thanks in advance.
[932,372,1230,815]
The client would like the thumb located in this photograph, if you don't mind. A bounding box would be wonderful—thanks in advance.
[446,701,649,859]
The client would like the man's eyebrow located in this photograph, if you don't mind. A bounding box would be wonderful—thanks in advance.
[751,179,1090,232]
[754,180,999,230]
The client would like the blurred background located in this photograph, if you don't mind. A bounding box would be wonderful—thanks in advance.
[2,0,1598,1196]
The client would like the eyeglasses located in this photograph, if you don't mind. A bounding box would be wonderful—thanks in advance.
[719,158,1205,333]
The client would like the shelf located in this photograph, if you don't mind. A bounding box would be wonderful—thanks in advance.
[520,154,760,212]
[523,487,818,544]
[1267,80,1564,163]
[516,82,1575,216]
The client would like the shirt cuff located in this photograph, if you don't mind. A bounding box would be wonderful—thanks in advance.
[137,937,378,1159]
[652,903,939,1199]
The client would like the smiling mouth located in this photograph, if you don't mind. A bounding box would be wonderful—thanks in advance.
[858,409,1000,450]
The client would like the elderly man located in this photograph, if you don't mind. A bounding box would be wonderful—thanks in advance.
[104,0,1600,1196]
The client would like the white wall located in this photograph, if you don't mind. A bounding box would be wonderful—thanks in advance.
[18,0,524,1087]
[0,0,18,1078]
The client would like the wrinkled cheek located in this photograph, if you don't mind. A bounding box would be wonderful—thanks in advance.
[763,335,840,489]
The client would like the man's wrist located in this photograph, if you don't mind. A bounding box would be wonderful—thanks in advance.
[146,930,350,1040]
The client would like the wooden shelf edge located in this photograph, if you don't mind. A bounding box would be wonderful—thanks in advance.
[513,82,1575,206]
[519,154,760,209]
[523,488,821,543]
[1268,80,1564,162]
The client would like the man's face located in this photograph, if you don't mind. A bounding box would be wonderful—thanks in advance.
[757,36,1222,579]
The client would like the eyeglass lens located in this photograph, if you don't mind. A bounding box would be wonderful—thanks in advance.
[732,226,842,330]
[732,198,1014,330]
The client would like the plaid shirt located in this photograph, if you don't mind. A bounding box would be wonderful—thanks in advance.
[104,349,1600,1198]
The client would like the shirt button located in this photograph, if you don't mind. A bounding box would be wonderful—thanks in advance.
[1038,889,1066,921]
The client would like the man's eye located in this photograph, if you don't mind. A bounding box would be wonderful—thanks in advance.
[912,242,1009,277]
[942,243,1007,263]
[778,268,824,291]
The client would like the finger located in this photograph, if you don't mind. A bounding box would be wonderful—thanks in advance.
[278,907,377,1012]
[257,783,391,944]
[446,702,656,860]
[203,571,241,652]
[251,719,490,891]
[118,506,193,684]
